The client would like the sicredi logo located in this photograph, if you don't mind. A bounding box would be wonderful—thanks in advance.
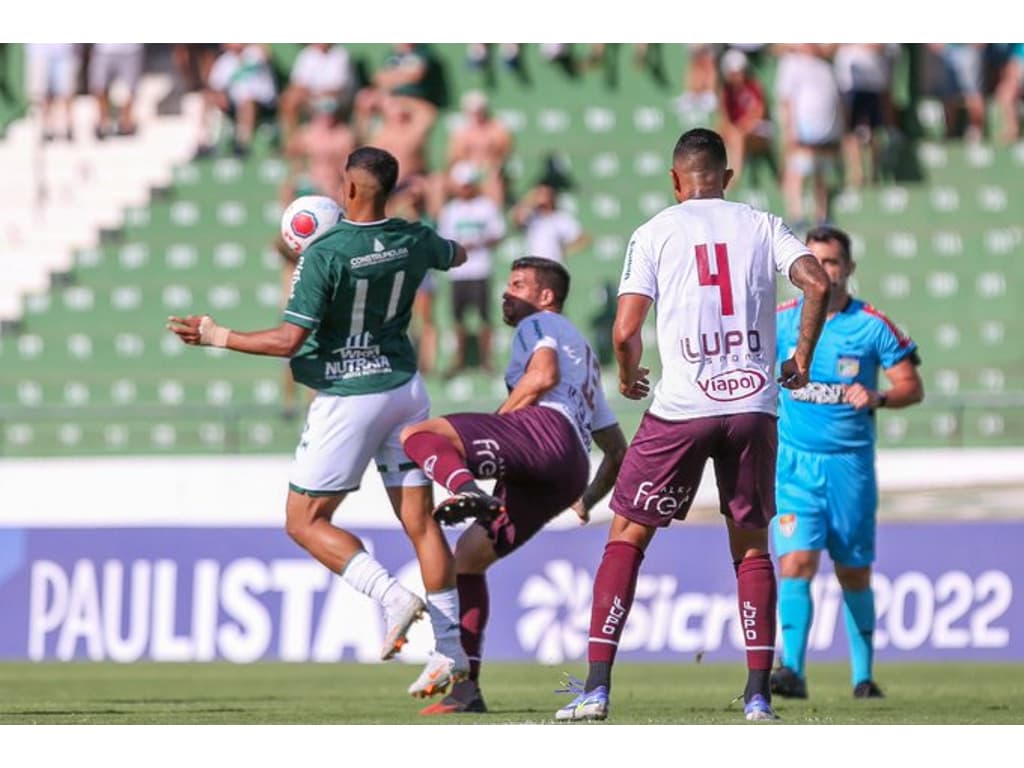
[697,368,766,401]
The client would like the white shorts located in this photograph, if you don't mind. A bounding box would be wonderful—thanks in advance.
[289,374,430,495]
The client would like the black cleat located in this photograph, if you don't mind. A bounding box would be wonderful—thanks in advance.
[853,680,885,699]
[433,491,505,527]
[770,665,808,699]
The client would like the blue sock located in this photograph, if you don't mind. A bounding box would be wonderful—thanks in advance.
[842,588,875,687]
[778,578,813,679]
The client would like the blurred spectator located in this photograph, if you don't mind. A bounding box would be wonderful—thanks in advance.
[25,43,79,141]
[281,96,355,202]
[354,44,447,145]
[995,43,1024,144]
[834,44,897,187]
[200,43,277,157]
[676,44,719,116]
[447,89,513,206]
[437,162,506,377]
[367,95,429,184]
[388,175,439,375]
[933,44,986,141]
[511,176,590,265]
[172,44,219,94]
[775,43,843,227]
[539,43,579,78]
[89,43,144,138]
[278,43,354,147]
[718,48,777,187]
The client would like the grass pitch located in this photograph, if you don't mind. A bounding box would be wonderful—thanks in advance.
[1,661,1021,725]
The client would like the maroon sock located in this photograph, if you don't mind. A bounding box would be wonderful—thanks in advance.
[457,573,489,682]
[585,540,644,691]
[403,431,477,493]
[737,553,777,672]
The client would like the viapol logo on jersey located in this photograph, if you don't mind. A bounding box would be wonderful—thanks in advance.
[697,368,767,401]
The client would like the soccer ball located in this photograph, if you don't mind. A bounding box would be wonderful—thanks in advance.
[280,195,343,255]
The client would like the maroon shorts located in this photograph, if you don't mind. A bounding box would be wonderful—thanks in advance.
[446,406,590,556]
[609,411,777,529]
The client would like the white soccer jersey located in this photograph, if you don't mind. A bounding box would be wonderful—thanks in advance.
[506,310,616,449]
[438,196,506,281]
[618,198,809,421]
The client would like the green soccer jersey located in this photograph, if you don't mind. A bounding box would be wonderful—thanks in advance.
[284,218,456,395]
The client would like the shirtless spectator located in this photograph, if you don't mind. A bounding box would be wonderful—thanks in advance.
[281,96,355,202]
[369,95,430,185]
[447,90,513,206]
[278,43,354,147]
[354,44,446,146]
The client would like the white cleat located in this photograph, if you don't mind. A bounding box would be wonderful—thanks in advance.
[407,649,470,699]
[381,592,426,661]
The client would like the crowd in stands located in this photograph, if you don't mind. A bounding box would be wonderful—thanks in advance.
[15,43,1024,384]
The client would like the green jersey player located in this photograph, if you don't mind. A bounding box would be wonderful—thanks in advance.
[167,146,470,700]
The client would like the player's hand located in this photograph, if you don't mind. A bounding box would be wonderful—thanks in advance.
[570,498,590,525]
[166,314,204,345]
[843,383,879,410]
[619,366,650,400]
[777,357,808,389]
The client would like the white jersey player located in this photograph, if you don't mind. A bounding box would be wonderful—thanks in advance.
[619,197,810,420]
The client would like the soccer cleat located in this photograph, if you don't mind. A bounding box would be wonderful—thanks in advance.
[408,649,470,699]
[554,676,609,722]
[381,592,426,661]
[419,680,488,715]
[433,491,505,527]
[744,693,779,722]
[853,680,885,699]
[770,665,808,699]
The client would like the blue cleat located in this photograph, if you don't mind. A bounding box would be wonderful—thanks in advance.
[555,675,609,721]
[744,693,779,721]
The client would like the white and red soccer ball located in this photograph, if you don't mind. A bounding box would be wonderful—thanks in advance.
[280,195,343,255]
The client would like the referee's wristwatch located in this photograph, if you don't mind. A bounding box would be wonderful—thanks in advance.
[877,392,888,408]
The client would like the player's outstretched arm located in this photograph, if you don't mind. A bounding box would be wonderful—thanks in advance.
[613,293,652,399]
[781,254,831,389]
[166,315,310,358]
[571,423,628,524]
[497,347,559,414]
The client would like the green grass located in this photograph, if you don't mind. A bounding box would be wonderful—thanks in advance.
[1,661,1020,725]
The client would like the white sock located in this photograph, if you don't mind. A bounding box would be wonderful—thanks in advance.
[426,587,461,650]
[341,551,406,611]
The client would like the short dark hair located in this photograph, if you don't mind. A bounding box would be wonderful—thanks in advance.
[512,256,571,308]
[346,146,399,199]
[672,127,727,171]
[805,225,852,261]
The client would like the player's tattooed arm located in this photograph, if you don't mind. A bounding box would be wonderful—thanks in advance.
[781,254,830,389]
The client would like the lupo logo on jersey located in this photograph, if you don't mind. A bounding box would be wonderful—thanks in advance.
[290,211,317,238]
[681,329,763,363]
[698,368,767,401]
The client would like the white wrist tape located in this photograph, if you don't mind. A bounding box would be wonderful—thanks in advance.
[198,315,231,348]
